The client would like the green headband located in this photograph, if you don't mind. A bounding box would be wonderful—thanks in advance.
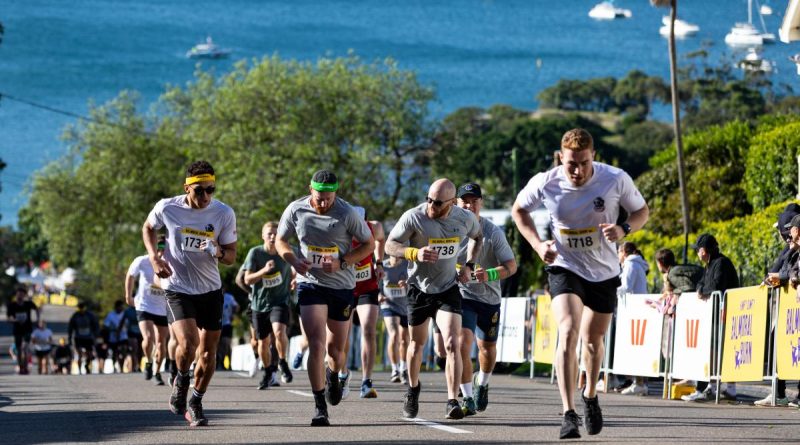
[311,180,338,192]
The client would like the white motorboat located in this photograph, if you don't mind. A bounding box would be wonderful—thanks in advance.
[789,54,800,75]
[659,16,700,38]
[725,0,774,46]
[738,47,774,73]
[588,1,632,20]
[760,4,773,16]
[186,36,231,59]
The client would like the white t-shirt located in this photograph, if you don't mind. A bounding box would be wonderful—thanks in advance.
[104,311,128,343]
[128,255,168,316]
[516,162,647,282]
[146,195,237,295]
[31,328,53,351]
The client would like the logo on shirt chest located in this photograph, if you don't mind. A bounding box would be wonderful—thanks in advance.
[593,197,605,213]
[205,224,215,232]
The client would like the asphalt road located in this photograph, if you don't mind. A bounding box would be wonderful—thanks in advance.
[2,367,800,445]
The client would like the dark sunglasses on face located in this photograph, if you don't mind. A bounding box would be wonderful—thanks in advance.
[191,185,216,195]
[426,196,453,207]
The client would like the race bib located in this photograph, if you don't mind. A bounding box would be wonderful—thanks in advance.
[355,263,372,282]
[559,227,601,252]
[149,286,166,298]
[78,326,90,336]
[307,245,339,268]
[16,313,28,323]
[262,271,284,288]
[180,227,214,252]
[428,237,459,260]
[456,263,480,284]
[385,284,407,298]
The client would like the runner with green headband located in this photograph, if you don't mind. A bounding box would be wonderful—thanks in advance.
[276,169,375,426]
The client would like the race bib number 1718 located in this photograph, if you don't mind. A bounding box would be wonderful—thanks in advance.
[559,227,601,252]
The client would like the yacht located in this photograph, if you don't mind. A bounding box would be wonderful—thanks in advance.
[790,54,800,75]
[760,4,773,16]
[725,0,775,46]
[659,16,700,38]
[588,2,632,20]
[738,48,775,73]
[186,36,231,59]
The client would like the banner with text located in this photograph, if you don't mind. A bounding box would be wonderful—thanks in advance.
[721,286,768,382]
[497,297,528,363]
[533,294,557,364]
[777,285,800,380]
[671,292,714,381]
[612,294,664,377]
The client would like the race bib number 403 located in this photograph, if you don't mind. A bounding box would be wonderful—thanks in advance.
[181,227,214,252]
[307,245,339,268]
[559,227,601,252]
[355,263,372,282]
[429,237,459,259]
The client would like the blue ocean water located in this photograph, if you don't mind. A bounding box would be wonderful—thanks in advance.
[1,0,797,226]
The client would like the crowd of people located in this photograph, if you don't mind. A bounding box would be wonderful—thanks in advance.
[8,126,798,440]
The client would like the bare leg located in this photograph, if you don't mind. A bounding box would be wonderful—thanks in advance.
[357,304,378,380]
[580,309,612,399]
[194,328,222,392]
[436,310,463,400]
[552,293,584,413]
[407,321,430,387]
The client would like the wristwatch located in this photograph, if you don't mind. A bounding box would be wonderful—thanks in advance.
[340,259,350,270]
[620,223,632,237]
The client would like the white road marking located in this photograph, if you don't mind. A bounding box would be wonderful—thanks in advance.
[405,417,473,434]
[288,390,313,397]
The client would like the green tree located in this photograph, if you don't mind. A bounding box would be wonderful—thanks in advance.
[743,120,800,210]
[25,55,435,309]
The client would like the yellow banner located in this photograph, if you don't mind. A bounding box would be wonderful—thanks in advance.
[777,285,800,379]
[533,294,557,365]
[721,286,768,382]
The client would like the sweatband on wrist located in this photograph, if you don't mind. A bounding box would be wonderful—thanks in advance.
[486,268,500,282]
[404,248,419,262]
[185,174,215,185]
[310,180,339,192]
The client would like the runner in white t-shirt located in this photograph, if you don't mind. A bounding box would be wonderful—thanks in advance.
[512,128,649,440]
[126,235,170,386]
[142,160,237,427]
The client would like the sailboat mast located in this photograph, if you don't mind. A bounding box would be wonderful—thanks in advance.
[748,0,753,24]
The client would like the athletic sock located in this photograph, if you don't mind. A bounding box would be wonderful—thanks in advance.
[391,363,399,373]
[338,371,349,379]
[189,388,204,405]
[460,382,473,398]
[477,370,491,386]
[399,361,407,371]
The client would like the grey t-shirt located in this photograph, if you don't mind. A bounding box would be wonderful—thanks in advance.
[278,196,372,290]
[457,217,515,305]
[381,259,409,316]
[388,203,481,294]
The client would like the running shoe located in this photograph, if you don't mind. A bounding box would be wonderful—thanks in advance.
[473,373,489,412]
[360,379,377,398]
[445,399,464,420]
[311,393,330,427]
[169,375,190,415]
[400,370,408,385]
[788,398,800,407]
[720,389,737,401]
[389,370,401,383]
[144,362,153,381]
[582,394,603,435]
[559,409,581,439]
[403,384,420,418]
[154,372,165,386]
[340,373,351,400]
[185,402,208,427]
[279,360,293,384]
[754,393,789,406]
[621,383,647,396]
[258,372,270,390]
[324,367,343,406]
[681,389,712,402]
[292,352,304,370]
[270,369,281,387]
[461,396,477,416]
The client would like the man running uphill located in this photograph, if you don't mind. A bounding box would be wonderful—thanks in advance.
[512,129,648,439]
[143,161,237,427]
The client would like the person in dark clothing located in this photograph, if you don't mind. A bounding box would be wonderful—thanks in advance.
[53,337,73,374]
[68,302,99,374]
[7,285,39,374]
[682,233,740,402]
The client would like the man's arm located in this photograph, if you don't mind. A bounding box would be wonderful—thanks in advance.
[512,200,556,264]
[600,204,650,242]
[371,221,386,281]
[125,274,136,307]
[143,221,172,278]
[235,267,250,293]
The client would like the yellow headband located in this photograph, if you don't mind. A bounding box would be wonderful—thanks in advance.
[185,174,216,185]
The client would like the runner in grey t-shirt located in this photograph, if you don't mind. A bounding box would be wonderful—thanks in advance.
[275,169,374,427]
[385,178,482,421]
[380,256,410,385]
[454,183,517,416]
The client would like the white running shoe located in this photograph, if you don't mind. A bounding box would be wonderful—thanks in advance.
[754,393,789,406]
[682,389,712,402]
[595,380,605,392]
[621,383,647,396]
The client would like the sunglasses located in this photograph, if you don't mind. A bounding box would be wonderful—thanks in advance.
[191,185,216,195]
[426,196,454,207]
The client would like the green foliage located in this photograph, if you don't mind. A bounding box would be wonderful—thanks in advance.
[744,121,800,210]
[24,55,435,308]
[629,201,786,287]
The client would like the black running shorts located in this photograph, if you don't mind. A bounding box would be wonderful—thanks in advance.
[407,284,462,327]
[297,283,354,322]
[136,310,168,327]
[546,266,620,314]
[165,288,224,331]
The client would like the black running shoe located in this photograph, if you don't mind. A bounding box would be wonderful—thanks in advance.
[560,409,581,439]
[403,384,420,418]
[169,375,190,415]
[436,356,446,370]
[185,402,208,427]
[279,360,293,384]
[582,394,603,435]
[144,362,153,381]
[154,372,165,386]
[324,367,342,406]
[258,371,270,390]
[446,399,464,419]
[311,393,330,426]
[473,373,489,412]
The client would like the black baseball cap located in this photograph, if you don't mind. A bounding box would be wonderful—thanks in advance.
[784,214,800,230]
[692,233,718,250]
[457,183,482,199]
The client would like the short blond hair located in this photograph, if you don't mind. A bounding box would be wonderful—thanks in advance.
[561,128,594,152]
[263,221,279,230]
